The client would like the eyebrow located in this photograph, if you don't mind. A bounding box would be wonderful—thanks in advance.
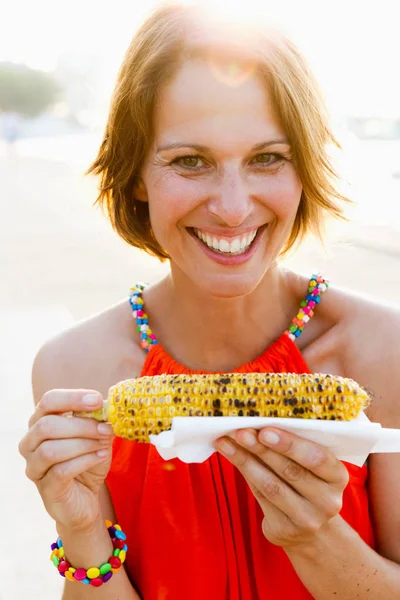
[156,139,290,153]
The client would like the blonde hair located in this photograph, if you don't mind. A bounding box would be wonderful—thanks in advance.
[88,2,348,260]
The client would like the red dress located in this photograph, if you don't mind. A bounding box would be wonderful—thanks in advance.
[106,283,375,600]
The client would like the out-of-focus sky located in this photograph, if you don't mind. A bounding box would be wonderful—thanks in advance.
[1,0,400,117]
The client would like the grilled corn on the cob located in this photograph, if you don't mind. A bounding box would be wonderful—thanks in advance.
[79,372,370,442]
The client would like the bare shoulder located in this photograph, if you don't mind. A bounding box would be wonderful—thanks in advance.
[301,280,400,423]
[32,299,145,404]
[333,288,400,425]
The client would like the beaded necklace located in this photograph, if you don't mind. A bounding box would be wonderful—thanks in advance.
[129,282,158,353]
[129,274,328,353]
[284,274,329,341]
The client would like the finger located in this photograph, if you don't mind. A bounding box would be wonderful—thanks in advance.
[234,429,345,514]
[29,389,103,428]
[25,438,113,482]
[216,437,314,524]
[253,427,349,488]
[38,449,112,500]
[20,414,114,455]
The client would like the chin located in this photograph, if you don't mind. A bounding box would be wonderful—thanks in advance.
[196,270,267,299]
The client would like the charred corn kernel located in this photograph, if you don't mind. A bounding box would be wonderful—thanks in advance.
[79,372,370,443]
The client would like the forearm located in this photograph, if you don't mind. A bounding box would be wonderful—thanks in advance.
[285,515,400,599]
[57,516,140,600]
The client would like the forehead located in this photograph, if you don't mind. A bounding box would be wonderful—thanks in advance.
[153,58,284,143]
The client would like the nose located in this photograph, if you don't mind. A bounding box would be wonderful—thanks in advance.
[207,169,253,228]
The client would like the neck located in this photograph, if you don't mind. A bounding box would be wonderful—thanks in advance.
[147,265,300,371]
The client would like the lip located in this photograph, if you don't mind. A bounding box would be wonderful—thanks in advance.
[188,224,267,266]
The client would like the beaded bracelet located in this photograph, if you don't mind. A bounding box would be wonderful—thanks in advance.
[50,520,128,587]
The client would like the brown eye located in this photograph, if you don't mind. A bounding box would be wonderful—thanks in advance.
[174,156,204,168]
[182,157,200,167]
[254,153,275,164]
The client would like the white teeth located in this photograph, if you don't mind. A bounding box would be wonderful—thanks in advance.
[193,228,258,255]
[230,238,241,253]
[218,239,230,253]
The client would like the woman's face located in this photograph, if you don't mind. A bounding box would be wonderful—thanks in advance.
[137,58,302,297]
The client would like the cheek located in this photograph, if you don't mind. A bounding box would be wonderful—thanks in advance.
[148,172,206,224]
[260,169,302,217]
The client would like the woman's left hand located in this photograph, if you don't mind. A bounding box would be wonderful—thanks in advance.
[216,427,350,551]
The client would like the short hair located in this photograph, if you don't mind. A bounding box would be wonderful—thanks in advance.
[87,2,349,261]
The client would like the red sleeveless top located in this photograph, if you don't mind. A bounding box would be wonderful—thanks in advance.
[106,281,375,600]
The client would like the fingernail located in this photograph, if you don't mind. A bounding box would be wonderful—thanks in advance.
[98,423,113,436]
[240,432,257,447]
[83,394,101,407]
[217,439,236,456]
[97,449,109,457]
[261,430,280,445]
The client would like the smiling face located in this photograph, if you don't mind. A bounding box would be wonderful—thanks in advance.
[136,57,303,297]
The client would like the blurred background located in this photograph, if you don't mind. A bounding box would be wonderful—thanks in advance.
[1,0,400,598]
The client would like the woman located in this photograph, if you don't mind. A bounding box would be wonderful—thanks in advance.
[18,3,400,599]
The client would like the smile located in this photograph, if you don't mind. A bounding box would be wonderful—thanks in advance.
[192,228,258,255]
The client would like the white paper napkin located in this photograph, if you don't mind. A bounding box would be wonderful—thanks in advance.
[149,413,400,466]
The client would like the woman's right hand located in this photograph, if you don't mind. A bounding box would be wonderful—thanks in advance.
[18,390,115,533]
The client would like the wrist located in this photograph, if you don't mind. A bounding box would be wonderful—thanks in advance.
[55,516,114,571]
[283,515,345,561]
[56,510,106,538]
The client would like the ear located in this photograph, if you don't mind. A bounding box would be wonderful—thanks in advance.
[134,177,148,203]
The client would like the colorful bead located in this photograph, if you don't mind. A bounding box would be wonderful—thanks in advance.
[109,556,122,569]
[115,530,127,541]
[100,563,112,575]
[51,556,60,567]
[90,578,103,587]
[64,571,75,581]
[284,275,328,343]
[73,569,87,581]
[119,550,126,563]
[103,571,113,583]
[87,567,100,579]
[58,561,70,573]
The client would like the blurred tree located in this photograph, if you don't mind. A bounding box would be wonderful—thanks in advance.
[0,62,61,117]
